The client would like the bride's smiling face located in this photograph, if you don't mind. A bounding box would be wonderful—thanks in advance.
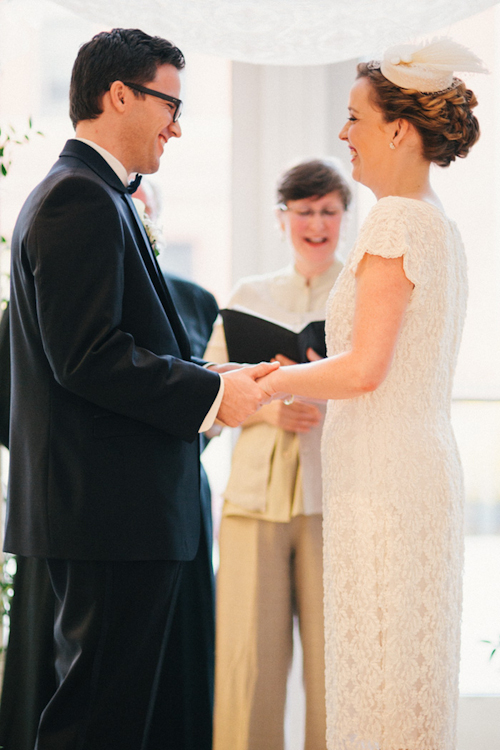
[339,77,396,190]
[278,191,345,277]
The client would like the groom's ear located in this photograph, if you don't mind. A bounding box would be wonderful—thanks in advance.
[107,81,128,112]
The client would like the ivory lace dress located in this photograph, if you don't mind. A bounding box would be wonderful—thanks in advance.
[321,197,467,750]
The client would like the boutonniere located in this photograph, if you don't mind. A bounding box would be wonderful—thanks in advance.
[132,197,162,257]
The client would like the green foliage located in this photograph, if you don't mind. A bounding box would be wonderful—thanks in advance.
[0,119,43,180]
[0,556,15,624]
[481,636,500,662]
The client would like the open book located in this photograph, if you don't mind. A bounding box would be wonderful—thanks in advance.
[220,307,326,364]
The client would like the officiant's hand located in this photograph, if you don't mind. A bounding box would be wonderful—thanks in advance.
[273,349,323,367]
[306,348,322,361]
[263,399,321,433]
[215,361,279,427]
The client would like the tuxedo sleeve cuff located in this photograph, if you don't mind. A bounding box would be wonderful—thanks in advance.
[199,373,224,433]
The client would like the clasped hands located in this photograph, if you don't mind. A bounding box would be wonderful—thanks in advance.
[258,349,323,433]
[210,348,321,430]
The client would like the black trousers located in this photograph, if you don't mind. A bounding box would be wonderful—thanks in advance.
[35,558,182,750]
[0,527,215,750]
[150,495,215,750]
[0,556,57,750]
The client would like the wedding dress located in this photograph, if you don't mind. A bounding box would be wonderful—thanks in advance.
[321,196,467,750]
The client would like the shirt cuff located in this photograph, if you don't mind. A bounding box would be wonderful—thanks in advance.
[199,372,224,433]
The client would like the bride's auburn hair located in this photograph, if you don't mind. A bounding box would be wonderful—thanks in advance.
[357,62,480,167]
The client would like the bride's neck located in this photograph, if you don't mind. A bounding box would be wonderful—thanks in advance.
[372,157,433,202]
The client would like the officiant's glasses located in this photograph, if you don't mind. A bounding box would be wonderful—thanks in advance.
[122,82,183,122]
[277,203,341,220]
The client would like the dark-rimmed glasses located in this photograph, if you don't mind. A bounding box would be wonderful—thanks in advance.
[122,82,183,122]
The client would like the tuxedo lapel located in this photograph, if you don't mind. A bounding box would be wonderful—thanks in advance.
[59,140,191,360]
[122,193,191,359]
[60,140,125,193]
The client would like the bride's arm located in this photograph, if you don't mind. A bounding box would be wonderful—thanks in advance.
[258,253,414,401]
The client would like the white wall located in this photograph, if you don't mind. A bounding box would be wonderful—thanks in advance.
[230,59,358,286]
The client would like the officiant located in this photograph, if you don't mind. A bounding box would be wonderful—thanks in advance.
[205,158,352,750]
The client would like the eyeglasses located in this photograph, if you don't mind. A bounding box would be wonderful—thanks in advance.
[122,81,183,122]
[277,203,342,220]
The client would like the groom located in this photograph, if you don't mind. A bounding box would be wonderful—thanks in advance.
[4,28,275,750]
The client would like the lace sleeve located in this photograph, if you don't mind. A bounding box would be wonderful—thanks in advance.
[348,197,441,289]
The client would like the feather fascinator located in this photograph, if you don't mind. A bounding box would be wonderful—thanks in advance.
[378,38,487,93]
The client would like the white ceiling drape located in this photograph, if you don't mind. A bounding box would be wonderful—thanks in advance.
[48,0,497,65]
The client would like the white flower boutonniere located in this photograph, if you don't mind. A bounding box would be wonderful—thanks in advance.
[132,197,162,257]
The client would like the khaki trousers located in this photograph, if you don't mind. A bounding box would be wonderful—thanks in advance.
[213,514,326,750]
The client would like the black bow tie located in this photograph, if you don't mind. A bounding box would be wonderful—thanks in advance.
[126,174,142,194]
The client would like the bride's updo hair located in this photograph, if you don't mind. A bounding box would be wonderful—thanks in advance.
[357,62,480,167]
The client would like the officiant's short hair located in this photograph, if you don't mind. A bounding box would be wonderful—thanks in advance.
[69,28,185,128]
[277,158,352,210]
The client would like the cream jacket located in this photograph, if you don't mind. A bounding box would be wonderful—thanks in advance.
[205,261,343,520]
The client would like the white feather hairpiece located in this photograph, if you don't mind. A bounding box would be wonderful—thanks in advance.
[378,37,487,93]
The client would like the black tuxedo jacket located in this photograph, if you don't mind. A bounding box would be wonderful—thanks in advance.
[4,139,220,561]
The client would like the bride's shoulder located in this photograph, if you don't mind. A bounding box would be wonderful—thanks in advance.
[362,196,445,235]
[368,195,442,217]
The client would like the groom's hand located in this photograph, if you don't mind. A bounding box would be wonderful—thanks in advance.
[214,361,279,427]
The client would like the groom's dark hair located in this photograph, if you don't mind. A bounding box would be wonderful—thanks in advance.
[69,28,185,128]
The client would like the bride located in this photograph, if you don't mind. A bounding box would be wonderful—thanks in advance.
[258,39,485,750]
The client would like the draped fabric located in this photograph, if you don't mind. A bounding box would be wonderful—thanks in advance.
[48,0,497,65]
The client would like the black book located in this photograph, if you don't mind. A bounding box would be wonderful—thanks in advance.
[220,308,326,364]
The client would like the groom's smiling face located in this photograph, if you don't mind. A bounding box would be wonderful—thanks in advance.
[124,63,182,174]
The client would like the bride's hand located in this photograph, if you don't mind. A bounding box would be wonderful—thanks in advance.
[257,367,291,402]
[264,350,324,405]
[273,353,297,367]
[255,352,294,401]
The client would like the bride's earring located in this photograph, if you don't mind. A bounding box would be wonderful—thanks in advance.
[389,142,396,150]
